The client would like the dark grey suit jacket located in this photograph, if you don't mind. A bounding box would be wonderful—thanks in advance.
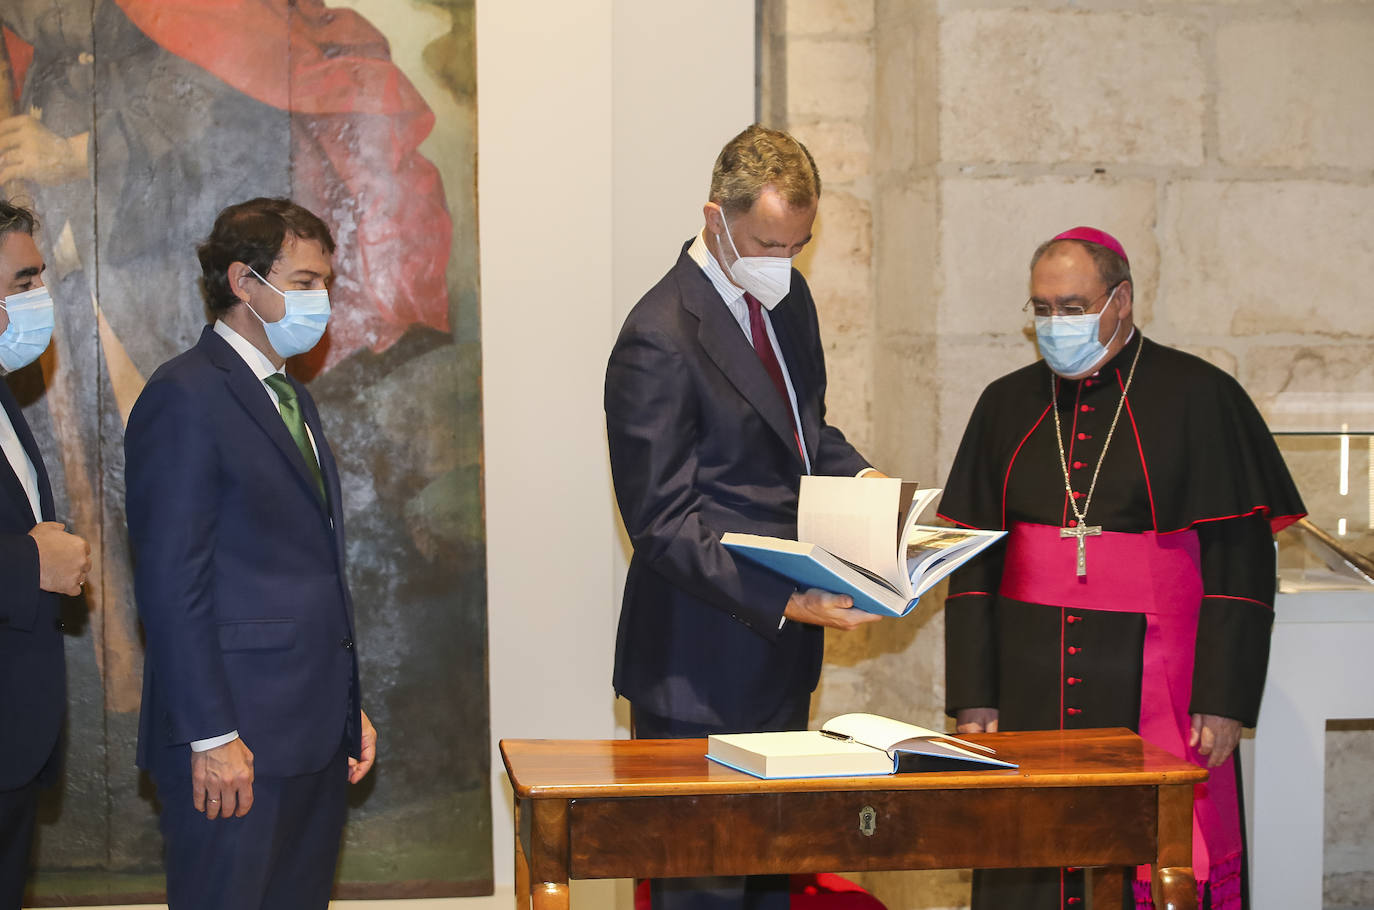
[606,241,869,727]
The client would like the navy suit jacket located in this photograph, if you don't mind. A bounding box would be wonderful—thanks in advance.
[0,381,63,790]
[605,242,869,728]
[126,326,360,779]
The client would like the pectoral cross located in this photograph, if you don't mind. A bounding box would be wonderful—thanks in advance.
[1060,523,1102,577]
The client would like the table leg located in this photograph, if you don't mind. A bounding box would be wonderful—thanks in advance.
[1088,866,1126,909]
[1154,784,1197,910]
[1152,866,1197,910]
[530,799,571,910]
[533,882,571,910]
[514,798,532,910]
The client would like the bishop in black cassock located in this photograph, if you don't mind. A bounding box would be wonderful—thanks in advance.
[939,228,1305,910]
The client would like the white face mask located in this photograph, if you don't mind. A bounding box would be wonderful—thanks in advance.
[243,266,331,359]
[717,212,794,310]
[0,285,55,373]
[1034,286,1121,377]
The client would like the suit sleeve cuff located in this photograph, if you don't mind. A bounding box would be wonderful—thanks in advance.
[190,730,240,752]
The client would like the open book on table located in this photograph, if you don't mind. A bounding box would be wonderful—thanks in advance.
[707,712,1018,780]
[721,476,1005,617]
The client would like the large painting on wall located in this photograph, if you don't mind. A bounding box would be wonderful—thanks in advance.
[1,0,489,901]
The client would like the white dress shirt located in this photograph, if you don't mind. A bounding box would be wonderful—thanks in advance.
[0,404,40,524]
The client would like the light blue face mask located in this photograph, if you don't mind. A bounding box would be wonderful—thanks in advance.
[1034,286,1121,377]
[0,285,55,372]
[245,266,331,359]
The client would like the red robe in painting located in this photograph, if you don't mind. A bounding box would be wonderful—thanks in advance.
[110,0,453,374]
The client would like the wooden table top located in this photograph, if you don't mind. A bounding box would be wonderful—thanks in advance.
[501,727,1207,799]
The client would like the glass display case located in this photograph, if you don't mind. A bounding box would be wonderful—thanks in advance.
[1273,431,1374,592]
[1252,431,1374,910]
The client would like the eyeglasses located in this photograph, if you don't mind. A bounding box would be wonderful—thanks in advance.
[1023,283,1122,318]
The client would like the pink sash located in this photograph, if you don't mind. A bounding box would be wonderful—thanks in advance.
[1000,522,1242,895]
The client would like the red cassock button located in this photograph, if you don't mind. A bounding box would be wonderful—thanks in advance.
[1072,491,1085,499]
[1066,708,1082,716]
[1067,677,1081,686]
[1067,646,1081,655]
[1066,867,1080,873]
[1067,898,1082,906]
[1080,405,1093,412]
[1066,615,1081,623]
[1067,519,1077,527]
[1077,432,1090,440]
[1072,461,1085,469]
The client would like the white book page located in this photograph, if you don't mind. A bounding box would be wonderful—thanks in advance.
[822,713,942,751]
[798,476,907,592]
[823,713,997,755]
[896,488,944,563]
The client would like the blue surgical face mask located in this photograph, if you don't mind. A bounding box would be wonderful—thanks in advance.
[0,285,55,372]
[244,266,331,359]
[1034,286,1121,377]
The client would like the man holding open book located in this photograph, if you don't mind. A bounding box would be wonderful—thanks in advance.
[604,124,883,910]
[939,227,1305,910]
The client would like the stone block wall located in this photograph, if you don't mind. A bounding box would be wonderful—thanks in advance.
[765,0,1374,907]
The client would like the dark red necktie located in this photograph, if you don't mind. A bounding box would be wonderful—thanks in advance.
[745,292,804,462]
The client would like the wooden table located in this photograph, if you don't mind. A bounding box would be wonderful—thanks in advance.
[502,727,1206,910]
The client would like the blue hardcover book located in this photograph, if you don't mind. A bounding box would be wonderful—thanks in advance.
[722,478,1005,617]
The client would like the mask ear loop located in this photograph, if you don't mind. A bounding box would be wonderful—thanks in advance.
[246,265,287,299]
[1098,284,1123,349]
[713,204,746,282]
[239,266,287,327]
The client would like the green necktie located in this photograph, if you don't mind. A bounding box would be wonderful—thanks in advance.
[263,374,326,504]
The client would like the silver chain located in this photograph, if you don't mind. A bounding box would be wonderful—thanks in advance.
[1052,337,1144,528]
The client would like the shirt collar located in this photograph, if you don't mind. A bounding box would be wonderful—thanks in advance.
[688,230,744,307]
[214,319,282,382]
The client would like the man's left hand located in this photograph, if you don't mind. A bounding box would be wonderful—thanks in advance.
[1189,713,1242,768]
[348,709,378,784]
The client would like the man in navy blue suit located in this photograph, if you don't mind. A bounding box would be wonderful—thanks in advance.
[125,198,377,910]
[605,125,884,910]
[0,200,91,910]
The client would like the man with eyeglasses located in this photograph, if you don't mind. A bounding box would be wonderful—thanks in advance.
[0,199,91,910]
[938,227,1305,910]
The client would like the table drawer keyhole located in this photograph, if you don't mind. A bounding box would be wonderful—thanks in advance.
[858,805,877,836]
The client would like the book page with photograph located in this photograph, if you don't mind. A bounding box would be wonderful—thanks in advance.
[904,524,1006,598]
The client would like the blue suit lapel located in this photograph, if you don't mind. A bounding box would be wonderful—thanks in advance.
[0,380,51,525]
[198,328,329,516]
[291,366,355,637]
[677,252,805,467]
[294,379,344,527]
